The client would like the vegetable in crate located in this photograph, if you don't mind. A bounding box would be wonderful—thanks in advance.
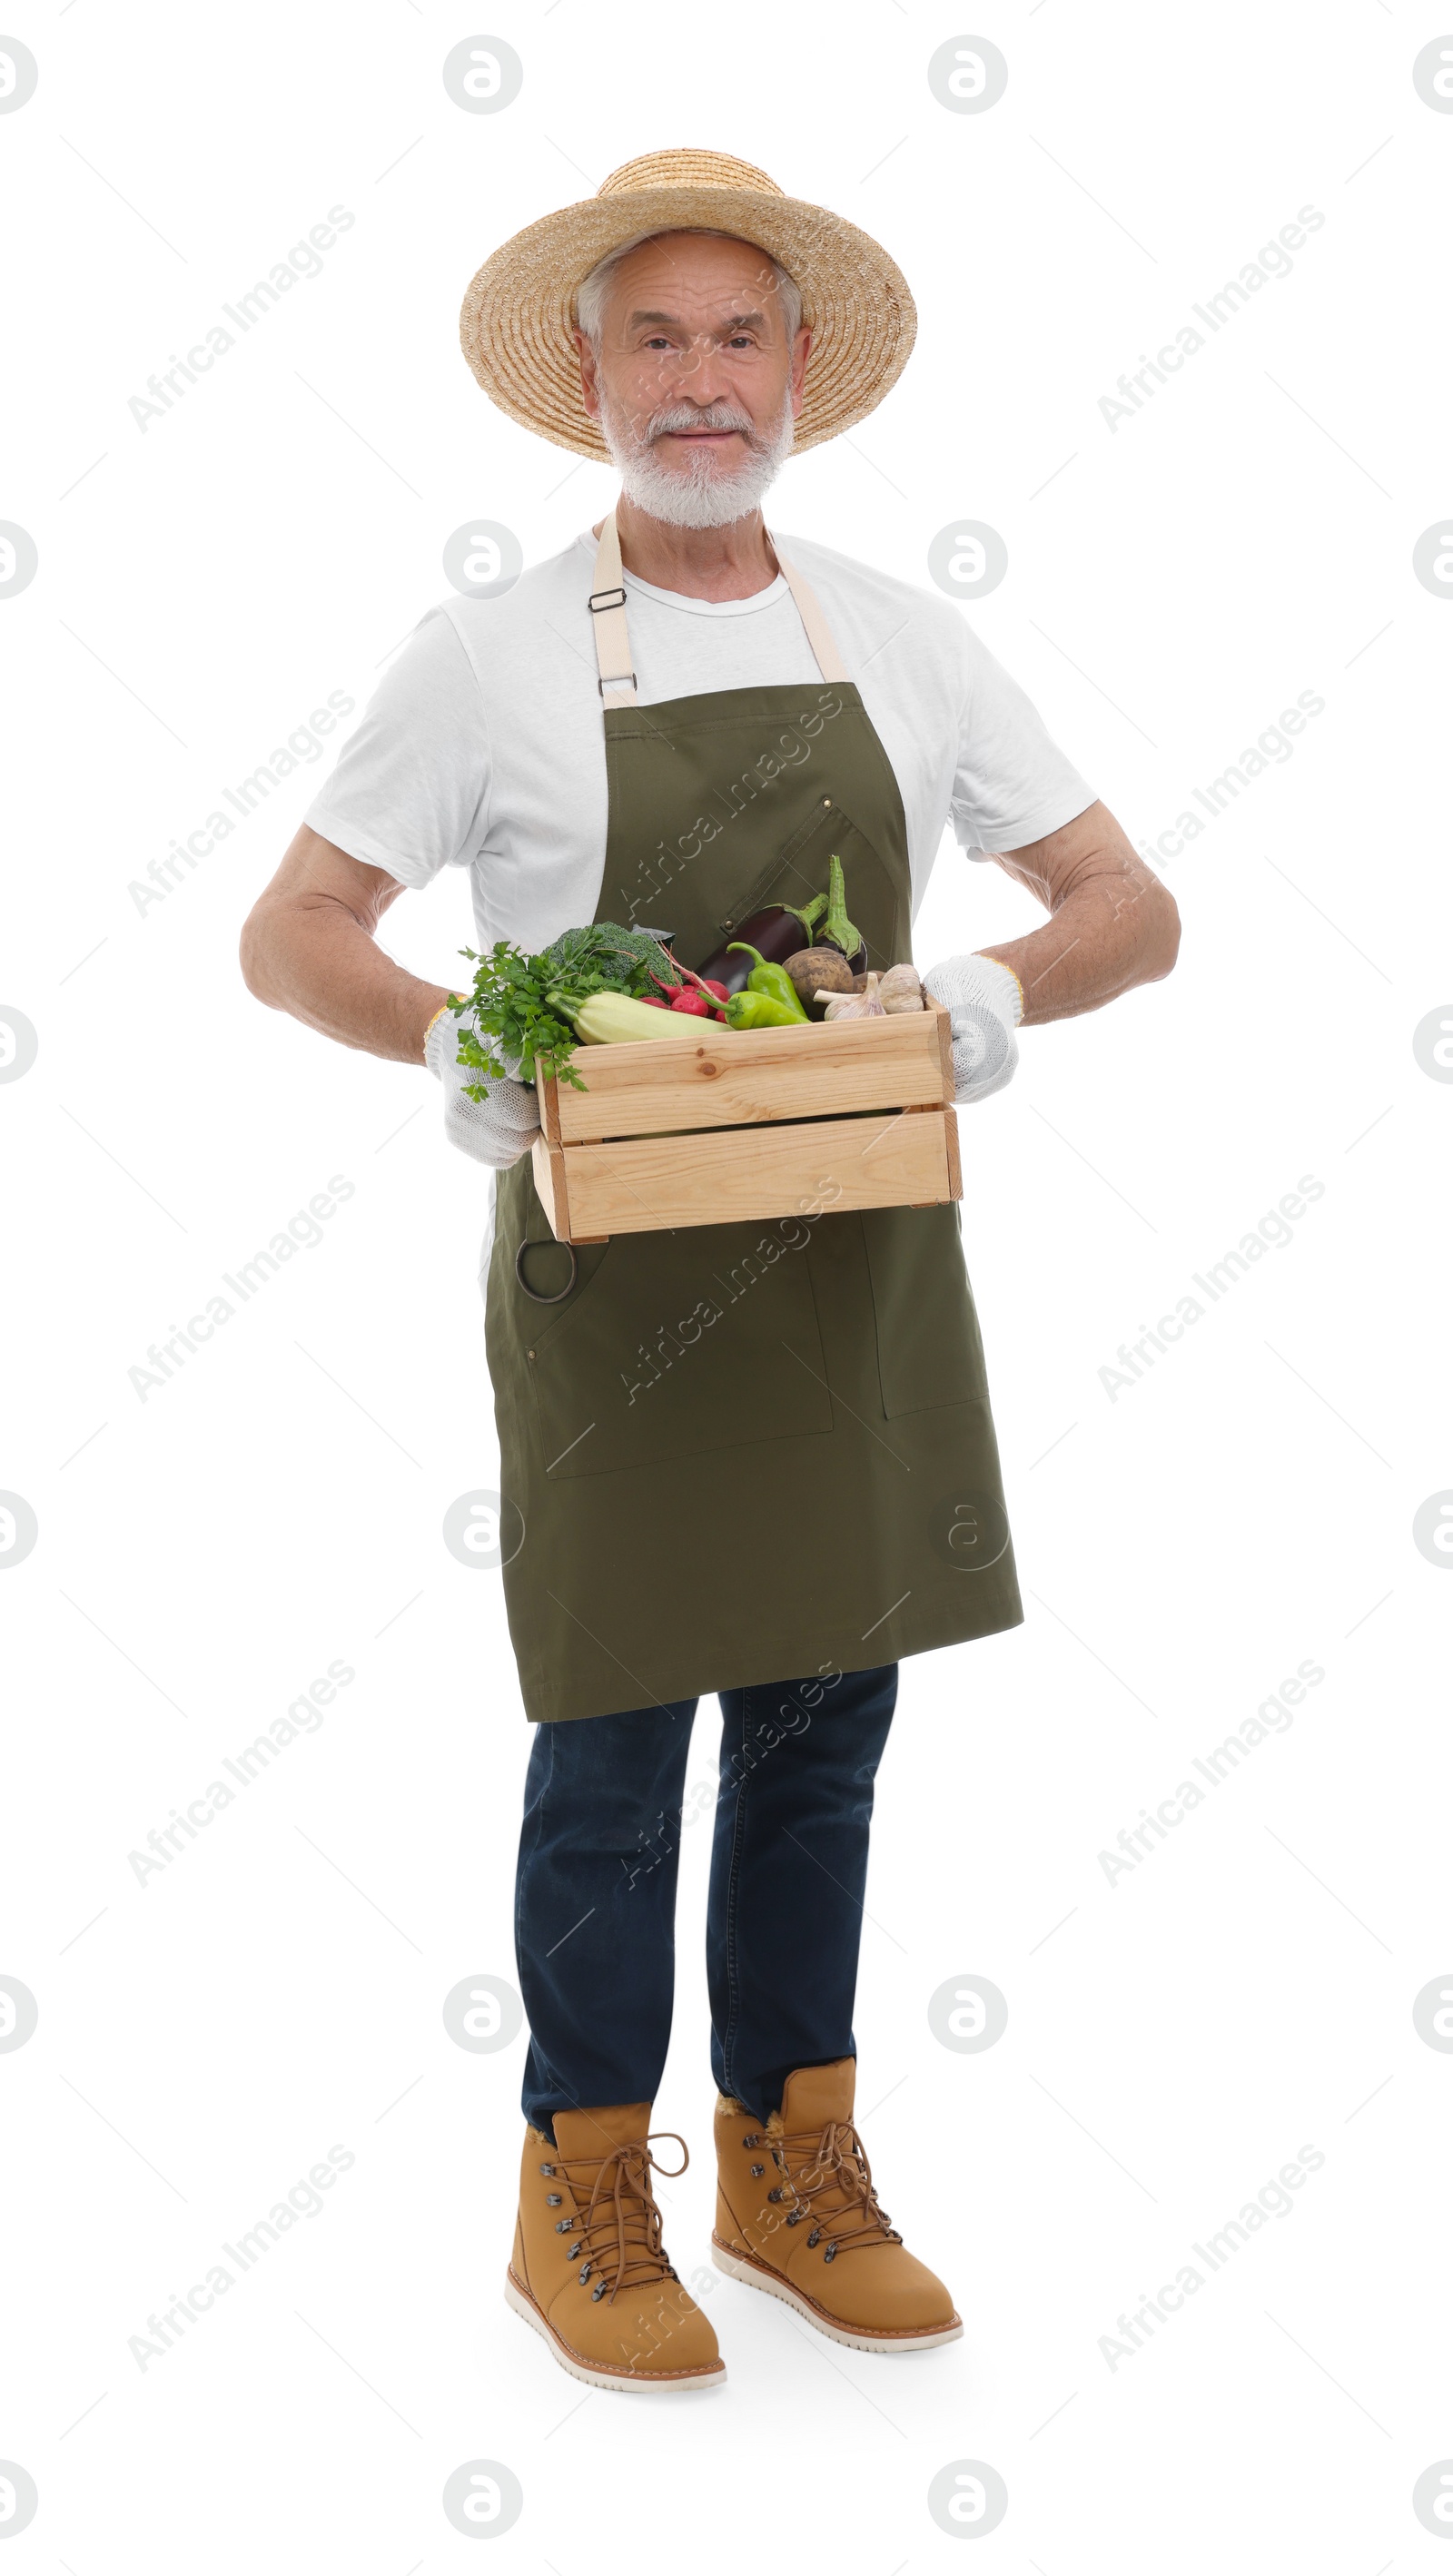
[542,922,684,990]
[783,947,855,1014]
[451,920,684,1097]
[694,903,821,995]
[650,962,730,1019]
[816,854,866,972]
[551,992,697,1047]
[725,989,808,1031]
[877,963,924,1013]
[821,972,885,1020]
[726,943,808,1022]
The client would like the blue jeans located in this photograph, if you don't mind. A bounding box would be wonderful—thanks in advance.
[514,1663,897,2137]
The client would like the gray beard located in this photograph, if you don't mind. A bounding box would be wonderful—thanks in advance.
[598,386,796,530]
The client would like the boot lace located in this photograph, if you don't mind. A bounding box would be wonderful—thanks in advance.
[772,2117,903,2256]
[552,2131,688,2305]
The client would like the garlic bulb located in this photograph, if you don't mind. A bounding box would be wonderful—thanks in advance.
[878,962,924,1014]
[820,972,885,1021]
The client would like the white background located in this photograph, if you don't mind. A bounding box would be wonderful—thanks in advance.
[4,1,1451,2567]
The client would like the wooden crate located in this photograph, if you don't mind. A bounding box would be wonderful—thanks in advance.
[530,997,961,1243]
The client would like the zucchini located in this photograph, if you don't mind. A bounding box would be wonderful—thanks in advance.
[549,991,698,1047]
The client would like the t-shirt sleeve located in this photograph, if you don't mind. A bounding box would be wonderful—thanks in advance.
[303,607,489,888]
[949,627,1097,858]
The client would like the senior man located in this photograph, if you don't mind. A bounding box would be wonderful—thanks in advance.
[242,150,1178,2394]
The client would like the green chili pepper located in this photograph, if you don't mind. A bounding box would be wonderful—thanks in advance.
[724,989,806,1031]
[726,943,808,1021]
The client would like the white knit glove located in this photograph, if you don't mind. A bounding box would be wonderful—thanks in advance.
[922,953,1023,1105]
[424,1003,540,1170]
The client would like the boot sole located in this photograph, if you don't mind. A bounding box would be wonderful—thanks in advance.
[503,2269,726,2393]
[710,2237,964,2354]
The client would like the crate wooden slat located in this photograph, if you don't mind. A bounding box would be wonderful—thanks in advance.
[538,1000,953,1142]
[530,996,960,1243]
[532,1109,957,1239]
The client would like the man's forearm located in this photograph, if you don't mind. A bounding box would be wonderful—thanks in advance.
[242,898,455,1063]
[241,826,458,1064]
[980,814,1181,1027]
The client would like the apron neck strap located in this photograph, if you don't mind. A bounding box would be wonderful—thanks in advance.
[765,528,848,683]
[588,510,637,709]
[588,508,848,709]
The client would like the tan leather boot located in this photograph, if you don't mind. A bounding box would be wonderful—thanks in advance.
[506,2101,725,2391]
[712,2058,962,2352]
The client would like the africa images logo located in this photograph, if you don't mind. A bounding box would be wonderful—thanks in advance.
[1097,207,1326,432]
[126,210,356,432]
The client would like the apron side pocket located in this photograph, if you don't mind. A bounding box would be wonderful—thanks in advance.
[859,1206,989,1418]
[528,1220,835,1478]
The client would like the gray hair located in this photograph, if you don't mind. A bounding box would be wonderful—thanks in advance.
[575,229,802,350]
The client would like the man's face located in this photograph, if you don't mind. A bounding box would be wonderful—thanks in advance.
[576,232,811,527]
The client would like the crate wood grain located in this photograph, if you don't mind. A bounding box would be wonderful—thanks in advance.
[532,1107,959,1240]
[537,999,954,1143]
[530,995,960,1243]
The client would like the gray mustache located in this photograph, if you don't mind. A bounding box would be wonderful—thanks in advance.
[645,403,760,446]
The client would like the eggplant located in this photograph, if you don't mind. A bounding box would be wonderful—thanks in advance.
[693,904,821,996]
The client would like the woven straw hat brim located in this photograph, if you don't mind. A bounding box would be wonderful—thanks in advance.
[460,158,916,460]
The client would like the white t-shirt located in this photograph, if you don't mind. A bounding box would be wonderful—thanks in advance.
[304,528,1094,948]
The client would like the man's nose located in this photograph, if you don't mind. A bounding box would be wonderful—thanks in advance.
[651,334,736,400]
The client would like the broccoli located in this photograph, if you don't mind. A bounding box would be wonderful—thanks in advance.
[540,923,683,991]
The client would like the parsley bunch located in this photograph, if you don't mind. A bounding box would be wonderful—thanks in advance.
[450,923,683,1100]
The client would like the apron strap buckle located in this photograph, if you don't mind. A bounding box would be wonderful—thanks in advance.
[589,575,635,696]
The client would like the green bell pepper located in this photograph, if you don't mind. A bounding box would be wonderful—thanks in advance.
[726,943,808,1022]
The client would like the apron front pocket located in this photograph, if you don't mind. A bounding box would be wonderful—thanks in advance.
[717,794,904,976]
[526,1219,835,1479]
[859,1205,989,1418]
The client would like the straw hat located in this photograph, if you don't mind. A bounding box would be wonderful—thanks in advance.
[459,147,916,459]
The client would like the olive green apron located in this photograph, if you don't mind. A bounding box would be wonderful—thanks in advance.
[484,514,1022,1722]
